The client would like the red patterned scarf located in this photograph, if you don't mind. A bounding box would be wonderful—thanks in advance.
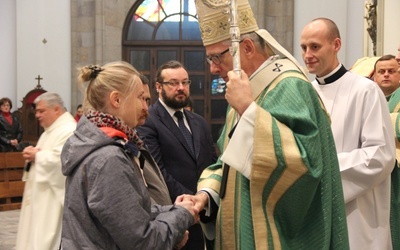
[86,109,144,148]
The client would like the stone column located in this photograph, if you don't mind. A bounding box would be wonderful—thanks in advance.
[71,0,97,110]
[70,0,136,111]
[251,0,294,53]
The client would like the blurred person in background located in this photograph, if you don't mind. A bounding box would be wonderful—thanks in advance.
[16,92,76,250]
[0,97,23,152]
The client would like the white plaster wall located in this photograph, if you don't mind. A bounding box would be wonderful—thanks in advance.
[294,0,399,77]
[382,0,400,55]
[345,0,366,66]
[293,0,366,76]
[0,0,18,109]
[16,0,71,111]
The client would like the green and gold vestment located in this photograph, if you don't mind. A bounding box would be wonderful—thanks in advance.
[387,87,400,250]
[198,58,349,250]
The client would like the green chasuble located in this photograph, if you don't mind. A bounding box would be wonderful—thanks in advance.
[387,87,400,250]
[198,58,349,250]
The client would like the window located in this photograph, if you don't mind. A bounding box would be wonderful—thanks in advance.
[126,0,200,41]
[122,0,227,143]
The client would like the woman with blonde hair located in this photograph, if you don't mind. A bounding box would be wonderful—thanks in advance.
[61,61,197,249]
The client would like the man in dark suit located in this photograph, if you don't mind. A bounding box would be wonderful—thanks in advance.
[137,60,217,250]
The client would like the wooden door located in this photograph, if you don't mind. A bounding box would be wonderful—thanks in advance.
[127,46,227,143]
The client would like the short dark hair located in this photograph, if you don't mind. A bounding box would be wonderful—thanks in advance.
[139,74,149,85]
[374,54,396,71]
[0,97,12,109]
[155,60,185,83]
[186,97,193,109]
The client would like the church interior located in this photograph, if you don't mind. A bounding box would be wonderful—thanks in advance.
[0,0,399,249]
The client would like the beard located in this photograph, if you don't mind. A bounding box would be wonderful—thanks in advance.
[161,89,189,109]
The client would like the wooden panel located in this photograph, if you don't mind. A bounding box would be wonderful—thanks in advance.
[0,171,5,182]
[0,154,6,169]
[6,152,25,168]
[20,88,46,143]
[0,182,9,198]
[0,203,21,211]
[0,152,25,210]
[8,181,24,197]
[7,170,23,181]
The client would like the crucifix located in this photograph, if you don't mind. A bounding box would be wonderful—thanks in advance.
[35,75,43,89]
[365,0,377,55]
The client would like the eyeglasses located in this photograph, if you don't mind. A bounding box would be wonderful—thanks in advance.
[206,40,244,65]
[161,80,191,87]
[206,48,230,65]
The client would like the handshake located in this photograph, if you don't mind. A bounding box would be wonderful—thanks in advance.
[172,193,210,249]
[174,192,209,224]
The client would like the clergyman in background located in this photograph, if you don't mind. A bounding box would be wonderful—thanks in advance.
[374,54,400,249]
[16,92,76,250]
[301,18,395,249]
[373,54,400,101]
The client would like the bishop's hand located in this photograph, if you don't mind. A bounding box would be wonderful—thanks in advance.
[225,70,253,116]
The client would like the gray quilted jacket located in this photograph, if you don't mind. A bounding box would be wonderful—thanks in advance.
[61,117,193,249]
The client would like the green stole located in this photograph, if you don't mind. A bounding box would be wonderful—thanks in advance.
[387,87,400,250]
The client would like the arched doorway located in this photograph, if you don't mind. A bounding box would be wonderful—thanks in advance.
[122,0,228,142]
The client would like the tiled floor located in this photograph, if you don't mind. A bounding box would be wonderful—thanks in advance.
[0,209,19,250]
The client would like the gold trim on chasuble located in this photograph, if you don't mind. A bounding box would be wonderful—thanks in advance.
[198,167,224,193]
[217,108,239,250]
[391,113,400,162]
[197,108,238,193]
[251,72,308,249]
[393,102,400,113]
